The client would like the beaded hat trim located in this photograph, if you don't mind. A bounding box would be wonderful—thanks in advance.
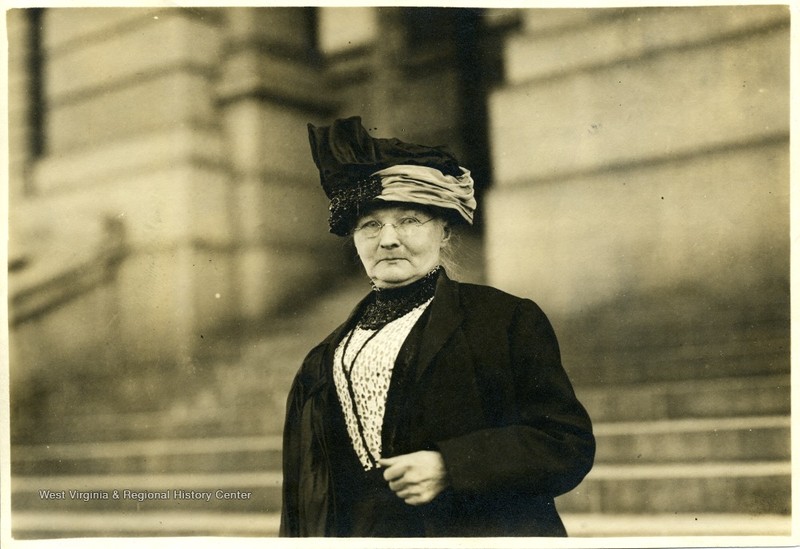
[328,176,383,236]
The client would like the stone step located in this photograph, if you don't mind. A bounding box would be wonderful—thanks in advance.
[577,373,789,423]
[561,295,788,350]
[593,415,790,463]
[22,370,789,445]
[16,344,302,418]
[11,436,282,476]
[24,373,787,445]
[565,333,789,385]
[560,512,791,537]
[566,312,788,349]
[12,472,282,514]
[14,405,280,445]
[13,414,788,478]
[11,510,281,539]
[555,282,789,386]
[14,459,790,516]
[10,510,791,538]
[557,461,790,515]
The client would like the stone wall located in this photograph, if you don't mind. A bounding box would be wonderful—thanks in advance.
[7,8,334,424]
[486,6,789,318]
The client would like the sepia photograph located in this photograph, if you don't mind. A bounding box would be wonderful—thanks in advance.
[1,2,794,548]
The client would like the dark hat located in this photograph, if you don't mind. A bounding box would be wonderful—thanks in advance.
[308,116,475,236]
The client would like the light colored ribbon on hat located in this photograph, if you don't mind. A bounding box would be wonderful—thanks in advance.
[371,164,477,224]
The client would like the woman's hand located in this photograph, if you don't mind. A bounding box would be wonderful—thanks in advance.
[379,450,449,506]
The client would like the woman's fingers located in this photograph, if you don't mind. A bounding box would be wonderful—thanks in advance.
[381,460,408,482]
[379,451,449,505]
[396,486,435,506]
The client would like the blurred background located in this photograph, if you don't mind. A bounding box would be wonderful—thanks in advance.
[7,6,790,539]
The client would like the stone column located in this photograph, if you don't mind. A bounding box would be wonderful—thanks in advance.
[366,7,407,135]
[7,9,40,199]
[216,7,339,320]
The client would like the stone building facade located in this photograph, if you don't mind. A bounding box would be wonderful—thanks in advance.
[7,6,790,538]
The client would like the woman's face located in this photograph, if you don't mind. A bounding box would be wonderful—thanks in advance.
[353,205,448,289]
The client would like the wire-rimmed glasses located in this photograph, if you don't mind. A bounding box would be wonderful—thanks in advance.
[352,216,435,238]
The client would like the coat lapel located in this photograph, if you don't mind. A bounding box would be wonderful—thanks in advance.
[414,271,464,382]
[316,271,463,387]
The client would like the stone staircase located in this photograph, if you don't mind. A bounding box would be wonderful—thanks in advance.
[558,408,790,536]
[10,275,791,538]
[12,436,284,538]
[554,281,791,536]
[10,273,369,539]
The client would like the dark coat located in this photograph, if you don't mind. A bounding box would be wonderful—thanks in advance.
[280,272,595,537]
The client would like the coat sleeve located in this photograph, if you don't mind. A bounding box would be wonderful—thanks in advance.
[435,298,595,498]
[280,342,334,537]
[279,374,305,537]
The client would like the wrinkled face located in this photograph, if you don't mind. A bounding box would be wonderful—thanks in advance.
[353,204,449,289]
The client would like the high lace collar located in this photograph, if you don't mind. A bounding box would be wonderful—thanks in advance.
[357,266,442,329]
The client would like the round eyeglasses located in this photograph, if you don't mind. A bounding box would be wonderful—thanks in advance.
[352,216,435,238]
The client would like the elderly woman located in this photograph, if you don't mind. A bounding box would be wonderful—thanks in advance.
[280,117,594,537]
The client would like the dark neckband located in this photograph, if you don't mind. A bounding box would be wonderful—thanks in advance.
[357,266,441,330]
